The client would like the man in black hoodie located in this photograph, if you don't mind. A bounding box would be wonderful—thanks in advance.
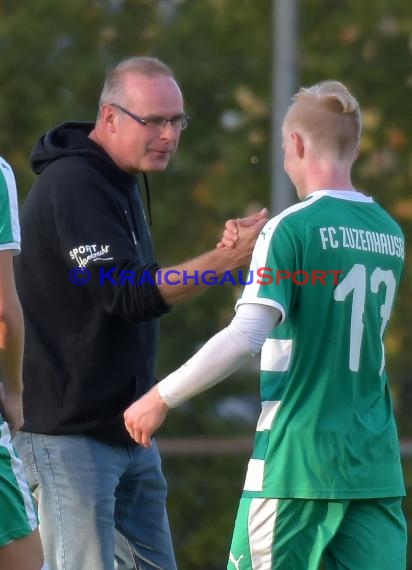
[13,56,267,570]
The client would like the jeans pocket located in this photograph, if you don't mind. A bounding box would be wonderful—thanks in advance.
[13,431,40,494]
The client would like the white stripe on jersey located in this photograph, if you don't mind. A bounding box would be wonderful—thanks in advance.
[0,157,21,252]
[244,458,265,492]
[0,421,37,530]
[306,189,374,203]
[244,402,282,491]
[248,498,279,569]
[261,338,292,372]
[256,401,281,432]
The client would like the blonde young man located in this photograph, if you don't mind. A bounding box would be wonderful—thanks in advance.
[0,156,46,570]
[125,81,407,570]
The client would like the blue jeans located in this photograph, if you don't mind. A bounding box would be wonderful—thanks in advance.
[13,432,176,570]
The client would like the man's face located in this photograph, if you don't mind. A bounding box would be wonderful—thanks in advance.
[108,73,186,174]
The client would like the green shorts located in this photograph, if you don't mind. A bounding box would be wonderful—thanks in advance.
[228,496,407,570]
[0,419,38,547]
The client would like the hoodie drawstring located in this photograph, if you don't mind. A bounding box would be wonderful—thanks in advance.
[142,173,152,226]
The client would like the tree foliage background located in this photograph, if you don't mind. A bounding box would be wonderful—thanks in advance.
[1,0,411,567]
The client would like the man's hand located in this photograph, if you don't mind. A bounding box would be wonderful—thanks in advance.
[0,383,23,437]
[124,387,170,447]
[217,208,268,249]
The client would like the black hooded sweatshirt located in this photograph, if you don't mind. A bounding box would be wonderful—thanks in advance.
[14,122,171,444]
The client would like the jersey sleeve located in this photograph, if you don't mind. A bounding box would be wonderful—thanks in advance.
[158,303,280,407]
[0,158,21,254]
[236,216,301,323]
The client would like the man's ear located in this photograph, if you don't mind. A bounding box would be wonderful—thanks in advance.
[100,104,117,132]
[291,131,305,158]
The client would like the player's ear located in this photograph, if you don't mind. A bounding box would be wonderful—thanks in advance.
[291,131,305,158]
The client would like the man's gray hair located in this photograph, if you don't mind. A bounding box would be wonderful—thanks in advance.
[99,56,174,108]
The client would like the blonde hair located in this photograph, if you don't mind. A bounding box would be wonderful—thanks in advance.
[283,80,361,160]
[99,56,174,108]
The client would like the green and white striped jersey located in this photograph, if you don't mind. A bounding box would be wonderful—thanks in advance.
[0,156,20,253]
[237,190,405,499]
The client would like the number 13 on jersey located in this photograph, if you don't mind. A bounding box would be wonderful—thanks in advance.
[333,263,396,374]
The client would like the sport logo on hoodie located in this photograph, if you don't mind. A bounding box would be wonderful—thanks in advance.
[69,243,114,267]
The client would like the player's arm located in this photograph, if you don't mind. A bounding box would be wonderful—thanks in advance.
[124,302,281,446]
[0,250,24,436]
[156,209,268,305]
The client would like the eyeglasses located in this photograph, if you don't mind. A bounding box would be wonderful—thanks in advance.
[111,103,190,130]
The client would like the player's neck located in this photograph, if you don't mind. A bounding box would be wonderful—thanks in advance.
[299,160,354,198]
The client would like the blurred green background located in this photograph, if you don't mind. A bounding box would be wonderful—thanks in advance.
[1,1,411,567]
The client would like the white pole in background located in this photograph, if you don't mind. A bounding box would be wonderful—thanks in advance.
[272,0,298,214]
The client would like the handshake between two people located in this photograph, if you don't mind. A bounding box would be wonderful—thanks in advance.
[216,207,268,251]
[124,207,269,445]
